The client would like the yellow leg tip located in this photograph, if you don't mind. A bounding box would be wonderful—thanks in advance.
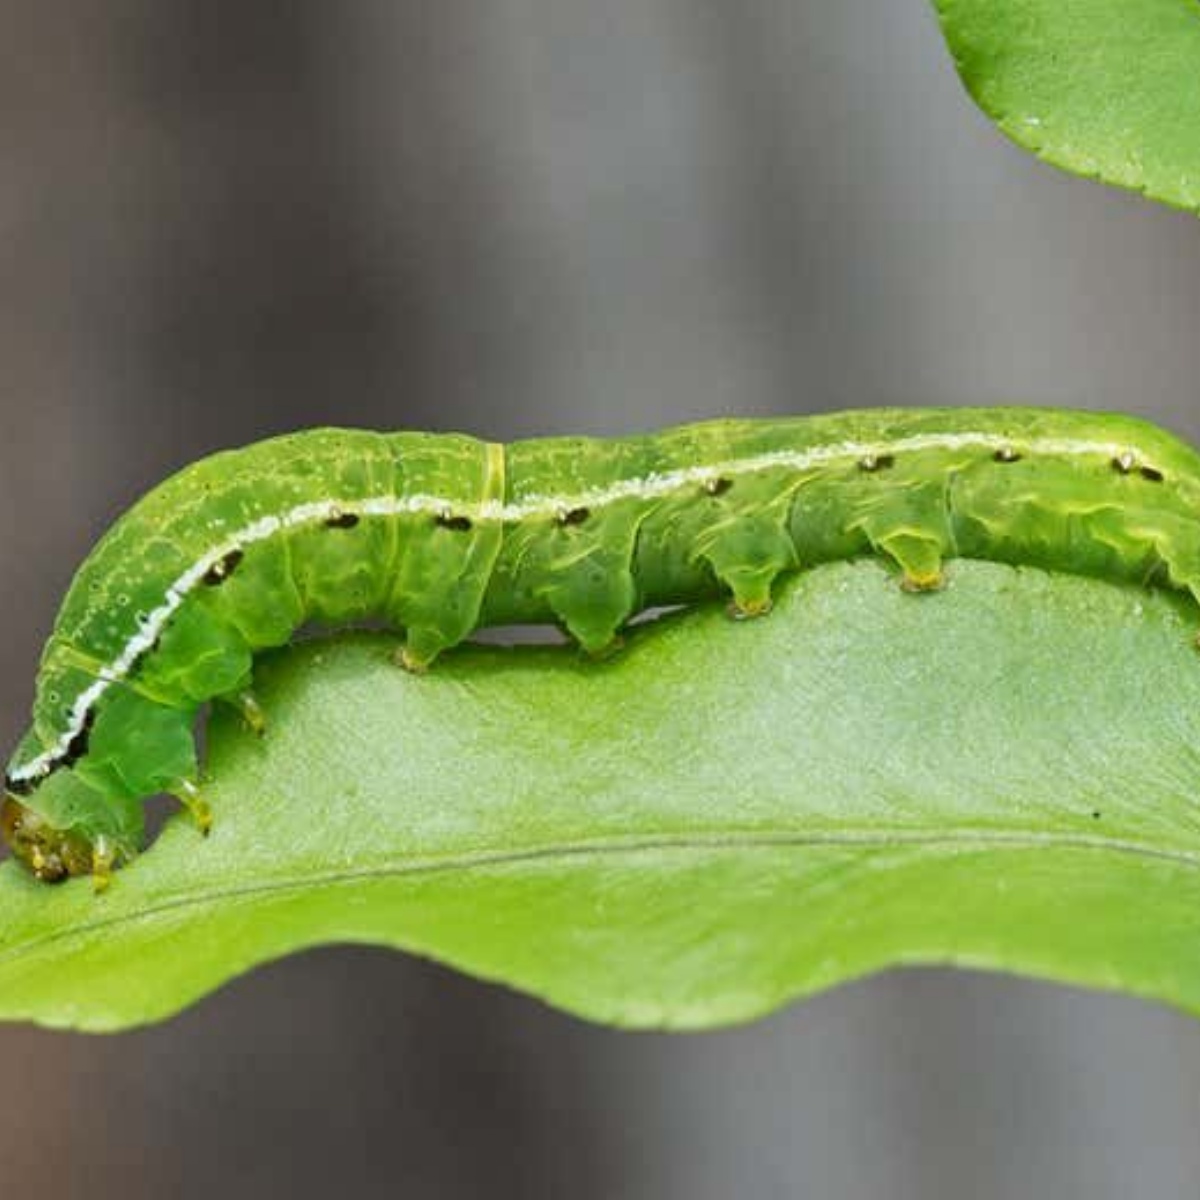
[176,780,213,836]
[235,689,268,737]
[900,570,945,593]
[727,597,773,621]
[394,646,430,674]
[582,634,625,661]
[90,836,115,893]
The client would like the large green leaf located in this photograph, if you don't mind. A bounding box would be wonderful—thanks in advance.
[933,0,1200,213]
[2,558,1200,1031]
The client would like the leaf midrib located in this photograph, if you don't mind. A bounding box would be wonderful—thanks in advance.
[3,824,1196,963]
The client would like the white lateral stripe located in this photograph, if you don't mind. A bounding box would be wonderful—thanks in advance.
[9,431,1134,783]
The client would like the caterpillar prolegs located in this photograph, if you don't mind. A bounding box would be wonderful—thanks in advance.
[7,408,1200,887]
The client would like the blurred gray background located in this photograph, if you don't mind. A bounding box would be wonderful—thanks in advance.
[3,3,1200,1197]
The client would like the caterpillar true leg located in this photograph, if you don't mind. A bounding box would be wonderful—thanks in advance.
[221,688,268,737]
[90,834,116,893]
[174,779,212,836]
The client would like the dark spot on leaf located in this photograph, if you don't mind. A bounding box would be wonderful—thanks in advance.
[324,511,360,529]
[704,477,733,497]
[993,447,1022,463]
[557,506,590,526]
[1111,453,1136,475]
[436,513,473,532]
[1140,465,1165,483]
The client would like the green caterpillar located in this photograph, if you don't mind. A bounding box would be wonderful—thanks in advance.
[6,407,1200,887]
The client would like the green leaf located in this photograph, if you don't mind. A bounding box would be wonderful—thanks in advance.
[932,0,1200,214]
[3,558,1200,1032]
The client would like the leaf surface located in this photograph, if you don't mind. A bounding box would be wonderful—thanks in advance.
[3,559,1200,1031]
[933,0,1200,213]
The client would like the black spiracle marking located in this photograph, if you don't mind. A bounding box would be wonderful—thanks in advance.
[436,513,473,532]
[703,477,733,497]
[203,548,244,586]
[858,453,896,472]
[557,506,591,526]
[4,773,33,798]
[60,710,96,769]
[1110,454,1165,482]
[324,510,360,529]
[993,446,1022,463]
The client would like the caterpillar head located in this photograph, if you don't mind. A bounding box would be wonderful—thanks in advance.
[1,768,138,886]
[1,792,94,882]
